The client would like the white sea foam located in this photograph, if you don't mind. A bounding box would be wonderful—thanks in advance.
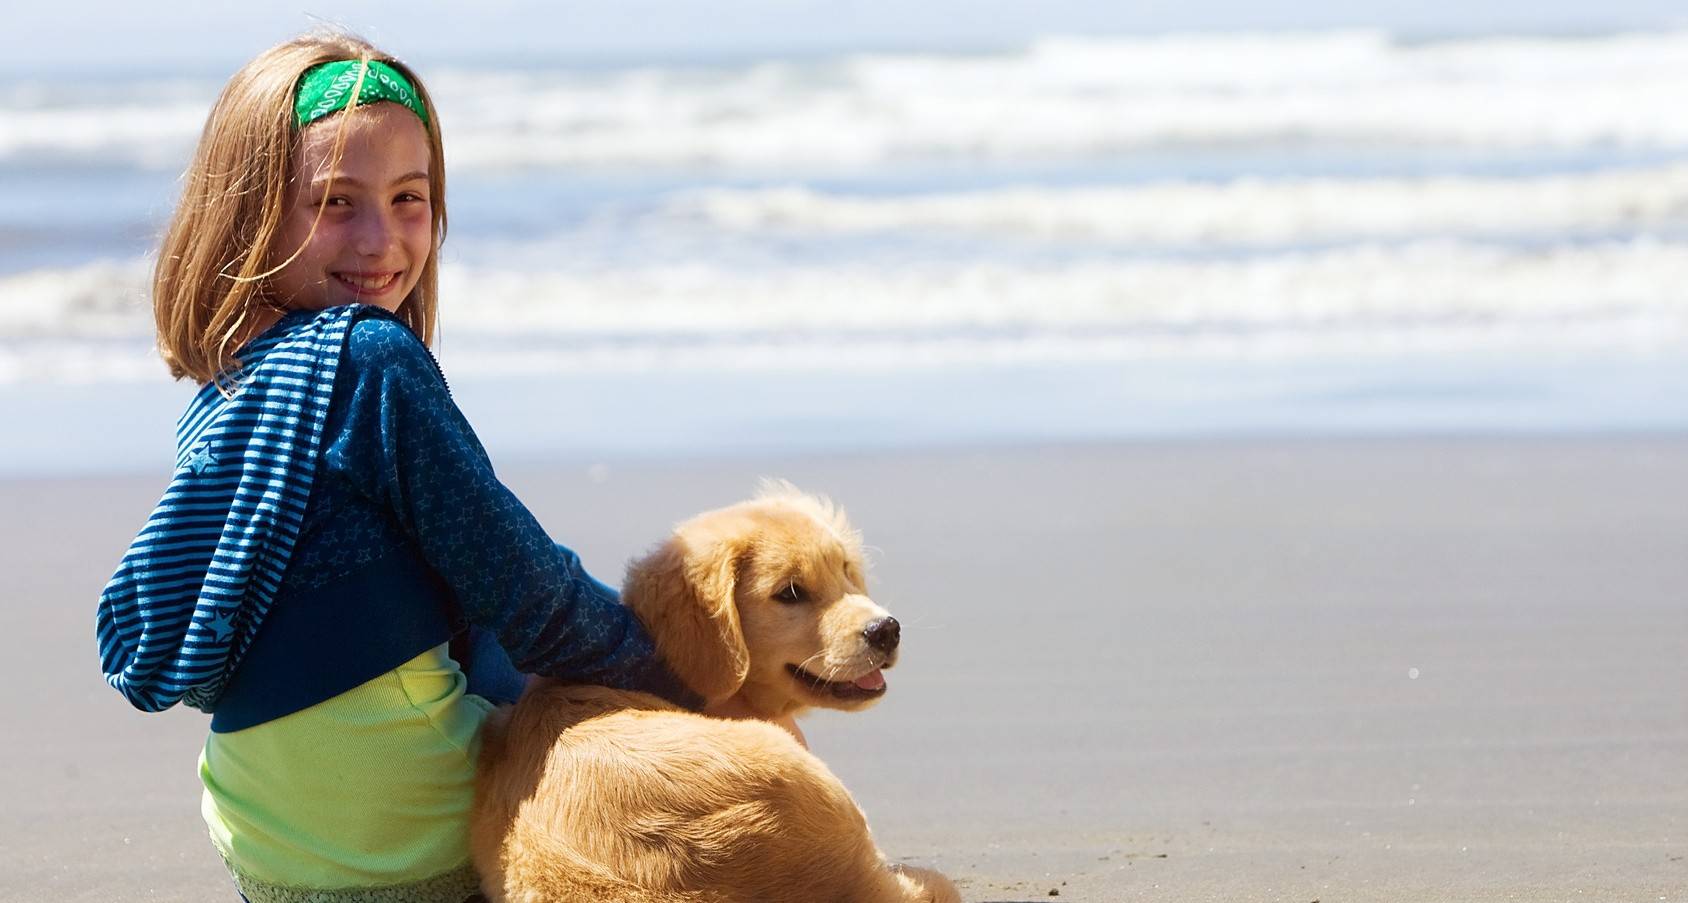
[433,240,1688,353]
[0,102,209,168]
[0,258,150,336]
[5,239,1682,383]
[8,32,1688,169]
[434,31,1688,168]
[664,165,1688,246]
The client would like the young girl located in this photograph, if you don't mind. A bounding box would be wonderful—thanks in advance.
[96,34,698,903]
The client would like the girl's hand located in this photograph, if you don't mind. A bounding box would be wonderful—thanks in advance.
[703,694,808,750]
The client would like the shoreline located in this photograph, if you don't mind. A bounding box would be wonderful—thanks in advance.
[7,348,1688,480]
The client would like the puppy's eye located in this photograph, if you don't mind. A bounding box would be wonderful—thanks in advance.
[773,581,809,604]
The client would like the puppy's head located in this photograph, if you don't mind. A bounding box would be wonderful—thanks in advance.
[623,481,898,715]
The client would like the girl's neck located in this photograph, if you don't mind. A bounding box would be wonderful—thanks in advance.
[235,303,289,350]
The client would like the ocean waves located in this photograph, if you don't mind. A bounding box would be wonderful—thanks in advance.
[6,31,1686,389]
[8,31,1688,170]
[4,237,1682,383]
[662,164,1688,247]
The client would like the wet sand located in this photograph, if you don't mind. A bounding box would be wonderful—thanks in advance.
[5,438,1686,902]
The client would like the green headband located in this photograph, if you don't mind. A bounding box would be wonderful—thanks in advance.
[294,59,429,130]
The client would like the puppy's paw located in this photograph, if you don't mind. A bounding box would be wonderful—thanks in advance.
[890,863,962,903]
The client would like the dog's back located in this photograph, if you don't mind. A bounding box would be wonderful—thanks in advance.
[472,681,895,903]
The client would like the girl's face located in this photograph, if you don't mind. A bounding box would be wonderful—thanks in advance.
[270,102,433,313]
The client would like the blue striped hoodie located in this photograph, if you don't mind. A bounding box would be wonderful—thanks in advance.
[97,306,356,712]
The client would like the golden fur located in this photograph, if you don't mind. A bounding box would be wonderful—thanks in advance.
[470,484,959,903]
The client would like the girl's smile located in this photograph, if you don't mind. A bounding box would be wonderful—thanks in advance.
[270,102,434,314]
[335,270,403,295]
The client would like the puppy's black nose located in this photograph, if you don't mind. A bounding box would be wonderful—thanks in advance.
[862,616,900,654]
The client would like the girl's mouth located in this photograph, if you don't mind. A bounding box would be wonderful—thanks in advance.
[334,271,400,295]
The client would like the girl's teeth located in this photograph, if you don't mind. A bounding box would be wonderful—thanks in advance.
[339,273,395,291]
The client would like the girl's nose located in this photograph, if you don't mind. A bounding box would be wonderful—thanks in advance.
[352,210,398,257]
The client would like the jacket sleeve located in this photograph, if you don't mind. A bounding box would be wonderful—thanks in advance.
[321,313,698,708]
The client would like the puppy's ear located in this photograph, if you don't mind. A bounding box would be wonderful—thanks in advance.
[622,531,750,704]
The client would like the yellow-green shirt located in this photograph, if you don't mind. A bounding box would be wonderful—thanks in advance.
[199,643,491,903]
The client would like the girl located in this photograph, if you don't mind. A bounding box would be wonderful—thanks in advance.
[96,33,698,903]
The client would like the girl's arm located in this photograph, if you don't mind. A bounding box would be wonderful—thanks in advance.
[323,312,698,708]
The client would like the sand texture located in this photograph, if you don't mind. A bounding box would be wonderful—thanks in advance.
[4,438,1686,902]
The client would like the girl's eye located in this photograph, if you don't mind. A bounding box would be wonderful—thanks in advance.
[320,196,351,208]
[773,582,808,604]
[396,192,427,204]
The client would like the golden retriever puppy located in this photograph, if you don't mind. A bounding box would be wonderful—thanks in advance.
[470,484,960,903]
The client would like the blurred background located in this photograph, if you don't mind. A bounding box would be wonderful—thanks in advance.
[7,7,1688,900]
[3,0,1688,473]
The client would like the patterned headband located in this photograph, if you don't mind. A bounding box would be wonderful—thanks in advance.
[294,59,430,130]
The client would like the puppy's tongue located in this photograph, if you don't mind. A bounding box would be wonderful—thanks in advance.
[853,669,886,691]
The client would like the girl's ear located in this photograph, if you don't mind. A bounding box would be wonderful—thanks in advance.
[622,530,750,704]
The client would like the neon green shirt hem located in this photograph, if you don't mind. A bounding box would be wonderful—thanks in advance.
[200,643,493,899]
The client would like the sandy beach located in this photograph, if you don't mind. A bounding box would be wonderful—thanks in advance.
[4,437,1686,902]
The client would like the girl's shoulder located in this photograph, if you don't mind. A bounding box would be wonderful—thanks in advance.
[334,306,451,406]
[243,304,418,364]
[343,305,422,357]
[340,307,441,377]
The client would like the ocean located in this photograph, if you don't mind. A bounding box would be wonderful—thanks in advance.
[3,30,1687,474]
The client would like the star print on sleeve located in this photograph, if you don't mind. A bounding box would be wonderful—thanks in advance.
[204,609,236,642]
[185,445,218,475]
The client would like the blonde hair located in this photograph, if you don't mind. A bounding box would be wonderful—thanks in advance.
[153,32,447,385]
